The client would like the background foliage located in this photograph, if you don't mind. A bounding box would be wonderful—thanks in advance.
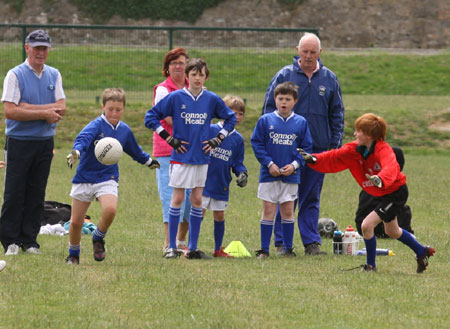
[68,0,224,23]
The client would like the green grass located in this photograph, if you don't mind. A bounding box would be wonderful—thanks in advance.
[0,95,449,328]
[0,147,448,329]
[1,45,449,102]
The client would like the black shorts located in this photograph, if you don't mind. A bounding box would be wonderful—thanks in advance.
[374,184,408,223]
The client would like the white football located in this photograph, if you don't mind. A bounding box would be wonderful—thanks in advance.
[94,137,123,165]
[0,260,6,272]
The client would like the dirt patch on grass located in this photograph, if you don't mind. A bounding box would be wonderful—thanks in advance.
[429,108,450,132]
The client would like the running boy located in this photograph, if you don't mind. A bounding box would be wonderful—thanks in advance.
[202,95,248,258]
[298,113,435,272]
[65,88,160,264]
[251,81,313,258]
[145,58,237,259]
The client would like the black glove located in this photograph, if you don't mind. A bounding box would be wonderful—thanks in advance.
[159,129,183,152]
[297,148,316,164]
[166,136,183,151]
[206,133,225,149]
[148,158,160,169]
[236,172,248,187]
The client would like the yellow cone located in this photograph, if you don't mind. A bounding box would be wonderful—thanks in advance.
[224,241,251,258]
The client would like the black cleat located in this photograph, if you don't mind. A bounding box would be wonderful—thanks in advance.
[304,243,327,255]
[284,248,297,257]
[93,239,106,262]
[185,249,211,259]
[164,248,182,259]
[416,246,435,273]
[361,264,377,272]
[66,255,80,265]
[255,249,269,259]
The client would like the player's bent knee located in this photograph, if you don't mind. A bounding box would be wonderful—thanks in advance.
[70,218,84,230]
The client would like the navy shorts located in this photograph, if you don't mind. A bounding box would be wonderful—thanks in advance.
[374,184,408,223]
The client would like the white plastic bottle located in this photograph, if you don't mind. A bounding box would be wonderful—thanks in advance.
[342,225,357,255]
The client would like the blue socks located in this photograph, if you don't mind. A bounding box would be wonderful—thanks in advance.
[397,229,425,257]
[281,219,295,250]
[188,207,203,251]
[93,228,106,241]
[364,236,377,268]
[168,207,181,249]
[214,220,225,252]
[260,220,274,253]
[69,243,81,257]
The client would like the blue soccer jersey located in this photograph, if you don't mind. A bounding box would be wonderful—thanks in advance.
[251,111,313,184]
[72,114,151,184]
[203,123,246,201]
[144,88,236,165]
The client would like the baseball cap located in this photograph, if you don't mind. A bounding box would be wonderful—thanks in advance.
[25,30,52,48]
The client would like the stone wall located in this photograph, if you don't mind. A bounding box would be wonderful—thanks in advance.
[1,0,449,49]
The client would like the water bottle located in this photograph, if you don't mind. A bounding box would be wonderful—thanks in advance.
[333,230,343,254]
[342,225,357,255]
[356,248,395,256]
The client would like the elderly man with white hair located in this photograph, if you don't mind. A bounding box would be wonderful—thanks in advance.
[262,33,345,256]
[0,30,66,256]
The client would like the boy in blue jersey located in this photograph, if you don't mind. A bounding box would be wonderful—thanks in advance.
[65,88,160,264]
[202,95,248,258]
[251,82,313,258]
[145,58,237,259]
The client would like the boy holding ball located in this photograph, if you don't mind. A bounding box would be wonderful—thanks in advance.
[65,88,159,264]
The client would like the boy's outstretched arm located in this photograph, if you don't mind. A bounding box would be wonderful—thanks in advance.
[297,148,316,164]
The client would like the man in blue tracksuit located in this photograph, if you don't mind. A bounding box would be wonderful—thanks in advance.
[262,33,345,255]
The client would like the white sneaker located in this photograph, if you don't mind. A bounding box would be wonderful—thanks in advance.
[0,260,6,272]
[5,244,20,255]
[25,247,42,254]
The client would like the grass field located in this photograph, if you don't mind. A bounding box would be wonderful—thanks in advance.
[0,46,449,328]
[0,94,449,328]
[1,45,449,102]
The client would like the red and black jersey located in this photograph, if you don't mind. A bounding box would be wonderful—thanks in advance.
[310,140,406,197]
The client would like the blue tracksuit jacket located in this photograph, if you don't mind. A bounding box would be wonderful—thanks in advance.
[262,56,344,150]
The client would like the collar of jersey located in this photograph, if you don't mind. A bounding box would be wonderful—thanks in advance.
[183,86,204,101]
[275,110,294,122]
[101,113,121,130]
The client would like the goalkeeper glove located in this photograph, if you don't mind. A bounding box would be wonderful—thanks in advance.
[159,129,183,152]
[206,133,225,149]
[297,148,316,164]
[236,172,248,187]
[66,150,80,169]
[365,174,383,188]
[148,158,160,169]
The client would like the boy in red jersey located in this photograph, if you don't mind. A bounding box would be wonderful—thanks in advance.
[298,113,435,273]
